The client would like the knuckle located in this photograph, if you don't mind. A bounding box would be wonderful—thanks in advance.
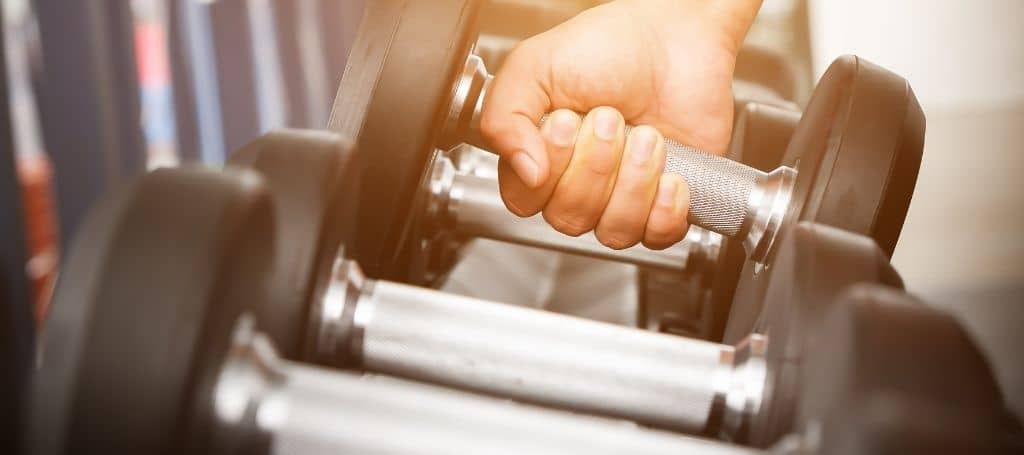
[596,229,638,250]
[502,197,539,218]
[645,221,686,245]
[478,111,503,143]
[577,142,621,178]
[544,211,594,237]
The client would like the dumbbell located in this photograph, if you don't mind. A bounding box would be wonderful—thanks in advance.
[217,132,858,439]
[435,99,800,334]
[212,130,953,445]
[218,127,941,446]
[27,168,1015,453]
[331,0,923,297]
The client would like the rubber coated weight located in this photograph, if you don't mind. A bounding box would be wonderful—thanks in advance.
[722,55,925,344]
[27,169,276,453]
[818,392,1019,455]
[799,285,1008,437]
[227,129,360,359]
[744,221,902,446]
[726,103,801,172]
[329,0,482,281]
[703,102,800,340]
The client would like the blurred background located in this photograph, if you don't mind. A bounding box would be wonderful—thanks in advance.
[0,0,1021,408]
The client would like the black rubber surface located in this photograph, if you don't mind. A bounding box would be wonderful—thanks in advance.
[802,285,1006,427]
[26,169,275,453]
[810,286,1020,454]
[727,102,801,172]
[744,221,902,446]
[708,102,800,341]
[819,391,1019,455]
[228,129,360,359]
[723,55,925,344]
[328,0,482,280]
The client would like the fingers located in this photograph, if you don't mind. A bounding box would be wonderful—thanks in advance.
[643,174,691,250]
[498,109,581,217]
[479,40,553,189]
[593,126,666,249]
[543,107,626,236]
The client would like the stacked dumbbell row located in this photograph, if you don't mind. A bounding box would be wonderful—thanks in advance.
[16,0,1022,453]
[21,130,1016,453]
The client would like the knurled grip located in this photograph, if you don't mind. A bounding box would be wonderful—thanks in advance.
[658,137,760,237]
[536,116,763,239]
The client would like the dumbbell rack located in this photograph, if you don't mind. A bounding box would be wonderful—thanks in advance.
[10,1,1022,454]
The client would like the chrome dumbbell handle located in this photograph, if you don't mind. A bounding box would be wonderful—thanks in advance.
[427,156,707,271]
[224,316,761,455]
[306,258,767,440]
[444,55,796,264]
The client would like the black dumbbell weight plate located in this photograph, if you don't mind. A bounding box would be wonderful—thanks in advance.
[735,221,902,445]
[328,0,482,281]
[818,391,1017,455]
[721,55,925,344]
[797,285,1015,453]
[227,130,359,359]
[704,102,801,340]
[799,285,1006,429]
[27,169,275,453]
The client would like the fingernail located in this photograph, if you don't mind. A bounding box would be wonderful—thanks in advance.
[657,178,678,208]
[511,151,541,187]
[547,111,579,148]
[592,107,622,142]
[629,127,658,166]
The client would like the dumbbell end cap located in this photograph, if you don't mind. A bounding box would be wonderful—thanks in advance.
[743,166,797,267]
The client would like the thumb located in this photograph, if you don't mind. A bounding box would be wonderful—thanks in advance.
[479,44,553,189]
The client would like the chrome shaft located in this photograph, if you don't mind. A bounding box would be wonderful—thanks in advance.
[217,316,760,455]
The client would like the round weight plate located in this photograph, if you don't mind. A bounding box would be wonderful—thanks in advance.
[722,55,925,344]
[727,102,801,172]
[705,102,801,341]
[228,129,360,359]
[328,0,482,281]
[798,285,1006,439]
[27,169,275,453]
[818,392,1017,455]
[743,221,902,446]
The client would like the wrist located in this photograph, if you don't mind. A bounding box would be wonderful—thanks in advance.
[706,0,763,52]
[632,0,762,53]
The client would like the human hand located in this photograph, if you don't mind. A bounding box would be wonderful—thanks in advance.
[480,0,761,249]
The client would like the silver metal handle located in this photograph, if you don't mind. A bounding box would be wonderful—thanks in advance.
[308,257,770,442]
[222,317,760,455]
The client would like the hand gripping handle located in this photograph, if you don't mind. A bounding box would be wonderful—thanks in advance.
[536,115,764,239]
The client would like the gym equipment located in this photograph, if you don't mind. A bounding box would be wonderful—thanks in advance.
[17,168,753,454]
[302,222,902,441]
[226,129,360,358]
[792,285,1012,445]
[437,98,799,334]
[26,169,1012,454]
[427,96,799,274]
[727,102,800,172]
[331,0,922,286]
[27,168,276,453]
[424,154,705,271]
[721,54,924,343]
[438,55,918,281]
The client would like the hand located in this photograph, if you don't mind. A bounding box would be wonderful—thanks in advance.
[480,0,761,249]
